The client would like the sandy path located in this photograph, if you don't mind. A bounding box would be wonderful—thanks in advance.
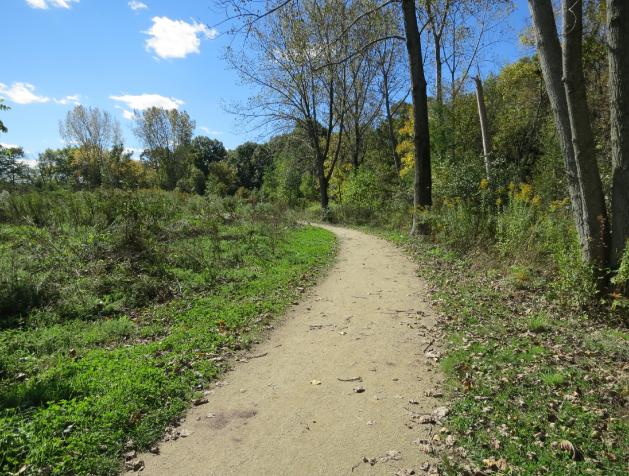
[137,225,443,476]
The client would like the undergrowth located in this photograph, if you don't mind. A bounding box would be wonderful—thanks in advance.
[387,233,628,475]
[0,190,337,475]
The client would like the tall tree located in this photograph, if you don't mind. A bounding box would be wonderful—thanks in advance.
[608,0,629,268]
[59,105,122,188]
[134,107,195,190]
[401,0,432,234]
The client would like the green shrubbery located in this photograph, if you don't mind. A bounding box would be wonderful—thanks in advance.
[0,189,336,474]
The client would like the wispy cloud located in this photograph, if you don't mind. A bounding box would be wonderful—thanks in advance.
[53,94,81,105]
[26,0,79,9]
[200,126,223,136]
[144,16,218,60]
[128,1,148,11]
[111,93,185,119]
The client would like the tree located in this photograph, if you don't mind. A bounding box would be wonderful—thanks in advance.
[474,74,491,180]
[608,0,629,269]
[528,0,613,285]
[190,136,227,177]
[401,0,432,234]
[0,146,28,185]
[230,141,273,190]
[227,0,348,211]
[134,107,195,190]
[36,148,75,188]
[59,105,122,188]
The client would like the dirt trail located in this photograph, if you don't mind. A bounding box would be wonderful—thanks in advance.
[137,225,444,476]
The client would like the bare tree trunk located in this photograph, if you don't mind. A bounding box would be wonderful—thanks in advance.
[402,0,432,235]
[382,68,401,174]
[528,1,588,264]
[608,0,629,269]
[473,75,491,180]
[562,0,610,277]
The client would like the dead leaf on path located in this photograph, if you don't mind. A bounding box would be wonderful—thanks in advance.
[149,446,159,455]
[432,406,449,420]
[337,376,362,382]
[366,420,375,425]
[124,460,144,472]
[418,415,436,424]
[395,469,416,476]
[426,389,444,398]
[412,439,434,454]
[310,380,322,385]
[362,456,377,466]
[124,451,137,461]
[409,399,420,405]
[378,450,401,463]
[353,386,366,393]
[425,350,441,360]
[193,397,208,406]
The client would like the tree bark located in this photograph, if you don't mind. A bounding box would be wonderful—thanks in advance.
[527,1,589,267]
[401,0,432,234]
[473,75,491,180]
[608,0,629,269]
[562,0,610,276]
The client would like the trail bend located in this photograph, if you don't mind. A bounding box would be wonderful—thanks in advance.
[137,225,443,476]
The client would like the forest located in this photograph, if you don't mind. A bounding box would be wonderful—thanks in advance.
[0,0,627,475]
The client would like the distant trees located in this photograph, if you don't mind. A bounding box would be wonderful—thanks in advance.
[60,105,123,187]
[133,107,195,191]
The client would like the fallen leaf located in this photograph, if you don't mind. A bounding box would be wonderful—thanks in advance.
[353,386,366,393]
[193,397,208,406]
[482,457,508,471]
[310,380,322,385]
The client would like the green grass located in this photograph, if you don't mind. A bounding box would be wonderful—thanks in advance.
[386,233,628,476]
[0,191,336,475]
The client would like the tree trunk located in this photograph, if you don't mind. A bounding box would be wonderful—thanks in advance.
[528,1,588,267]
[317,158,329,211]
[608,0,629,269]
[562,0,610,277]
[401,0,432,235]
[474,75,491,180]
[382,69,401,174]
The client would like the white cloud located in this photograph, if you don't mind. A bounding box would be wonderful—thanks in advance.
[128,1,148,11]
[53,94,81,105]
[110,93,185,117]
[0,82,49,104]
[144,16,218,59]
[26,0,79,9]
[0,82,81,106]
[0,143,21,149]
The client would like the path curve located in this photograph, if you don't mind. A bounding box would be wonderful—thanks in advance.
[137,225,443,476]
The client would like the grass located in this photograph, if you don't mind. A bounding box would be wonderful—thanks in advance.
[0,191,337,475]
[384,232,628,476]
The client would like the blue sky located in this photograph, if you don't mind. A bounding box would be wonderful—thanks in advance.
[0,0,532,164]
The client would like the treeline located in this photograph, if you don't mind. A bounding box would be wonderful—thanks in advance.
[0,104,274,197]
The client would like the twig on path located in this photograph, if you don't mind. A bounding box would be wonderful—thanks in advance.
[248,352,268,359]
[423,338,435,353]
[337,376,362,382]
